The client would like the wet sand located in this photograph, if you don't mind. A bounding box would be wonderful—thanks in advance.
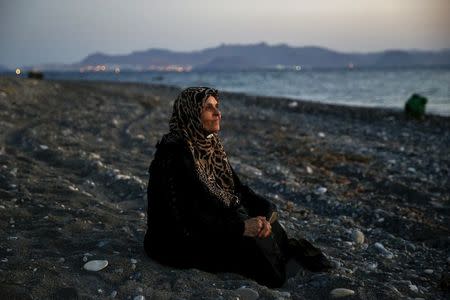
[0,76,449,299]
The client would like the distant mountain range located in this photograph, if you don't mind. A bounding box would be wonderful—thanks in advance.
[27,43,450,71]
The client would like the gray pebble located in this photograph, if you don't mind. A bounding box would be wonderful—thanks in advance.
[409,284,418,293]
[343,241,353,247]
[330,288,355,298]
[235,287,259,300]
[374,242,394,259]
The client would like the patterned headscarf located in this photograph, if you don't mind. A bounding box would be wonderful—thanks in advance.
[160,87,239,207]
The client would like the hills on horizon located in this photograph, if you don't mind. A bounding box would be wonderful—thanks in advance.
[20,42,450,71]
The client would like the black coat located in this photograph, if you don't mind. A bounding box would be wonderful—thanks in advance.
[144,139,289,287]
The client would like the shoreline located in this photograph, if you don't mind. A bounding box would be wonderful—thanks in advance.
[49,77,450,122]
[0,76,449,299]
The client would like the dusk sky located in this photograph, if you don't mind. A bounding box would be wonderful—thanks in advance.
[1,0,449,68]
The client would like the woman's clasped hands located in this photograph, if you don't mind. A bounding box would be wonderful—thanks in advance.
[243,216,272,238]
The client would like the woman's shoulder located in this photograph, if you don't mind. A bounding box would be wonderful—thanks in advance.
[154,137,189,158]
[149,136,192,172]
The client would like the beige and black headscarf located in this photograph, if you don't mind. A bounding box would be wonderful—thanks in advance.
[160,87,239,207]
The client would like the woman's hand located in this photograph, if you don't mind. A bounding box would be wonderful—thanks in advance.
[243,216,272,238]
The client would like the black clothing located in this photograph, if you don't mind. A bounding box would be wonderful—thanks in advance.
[144,139,330,288]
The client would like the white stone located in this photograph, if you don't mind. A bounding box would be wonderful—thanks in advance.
[409,284,418,293]
[424,269,433,274]
[39,144,49,150]
[83,260,108,271]
[133,296,145,300]
[352,229,365,244]
[315,187,327,195]
[235,287,259,300]
[68,185,78,191]
[318,132,326,138]
[343,241,353,247]
[288,101,298,108]
[330,288,355,298]
[306,166,313,174]
[274,291,291,299]
[374,242,393,259]
[131,258,138,264]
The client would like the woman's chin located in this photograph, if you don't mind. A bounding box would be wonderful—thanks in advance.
[204,124,220,134]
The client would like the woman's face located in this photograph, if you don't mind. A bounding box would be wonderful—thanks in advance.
[201,96,221,133]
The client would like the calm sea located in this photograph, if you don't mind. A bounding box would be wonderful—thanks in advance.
[44,67,450,116]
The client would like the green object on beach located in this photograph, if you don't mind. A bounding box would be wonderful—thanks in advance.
[405,93,427,119]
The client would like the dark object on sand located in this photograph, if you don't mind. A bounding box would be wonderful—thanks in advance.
[28,71,44,80]
[405,93,427,119]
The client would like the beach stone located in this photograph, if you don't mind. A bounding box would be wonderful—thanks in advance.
[352,229,365,244]
[330,288,355,298]
[83,260,108,271]
[110,290,118,298]
[343,241,353,247]
[366,262,378,271]
[273,290,291,299]
[235,287,259,300]
[424,269,433,274]
[409,284,418,293]
[133,296,145,300]
[315,187,327,195]
[288,101,298,108]
[374,242,393,259]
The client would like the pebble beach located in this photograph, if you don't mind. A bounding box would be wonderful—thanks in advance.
[0,76,449,299]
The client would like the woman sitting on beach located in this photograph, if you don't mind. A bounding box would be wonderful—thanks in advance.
[144,87,332,288]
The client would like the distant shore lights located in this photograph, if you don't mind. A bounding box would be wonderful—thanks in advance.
[15,68,21,75]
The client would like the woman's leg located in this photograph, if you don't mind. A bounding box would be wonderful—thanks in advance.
[269,220,333,272]
[232,236,286,288]
[287,237,333,272]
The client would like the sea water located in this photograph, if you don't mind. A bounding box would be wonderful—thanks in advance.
[44,67,450,116]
